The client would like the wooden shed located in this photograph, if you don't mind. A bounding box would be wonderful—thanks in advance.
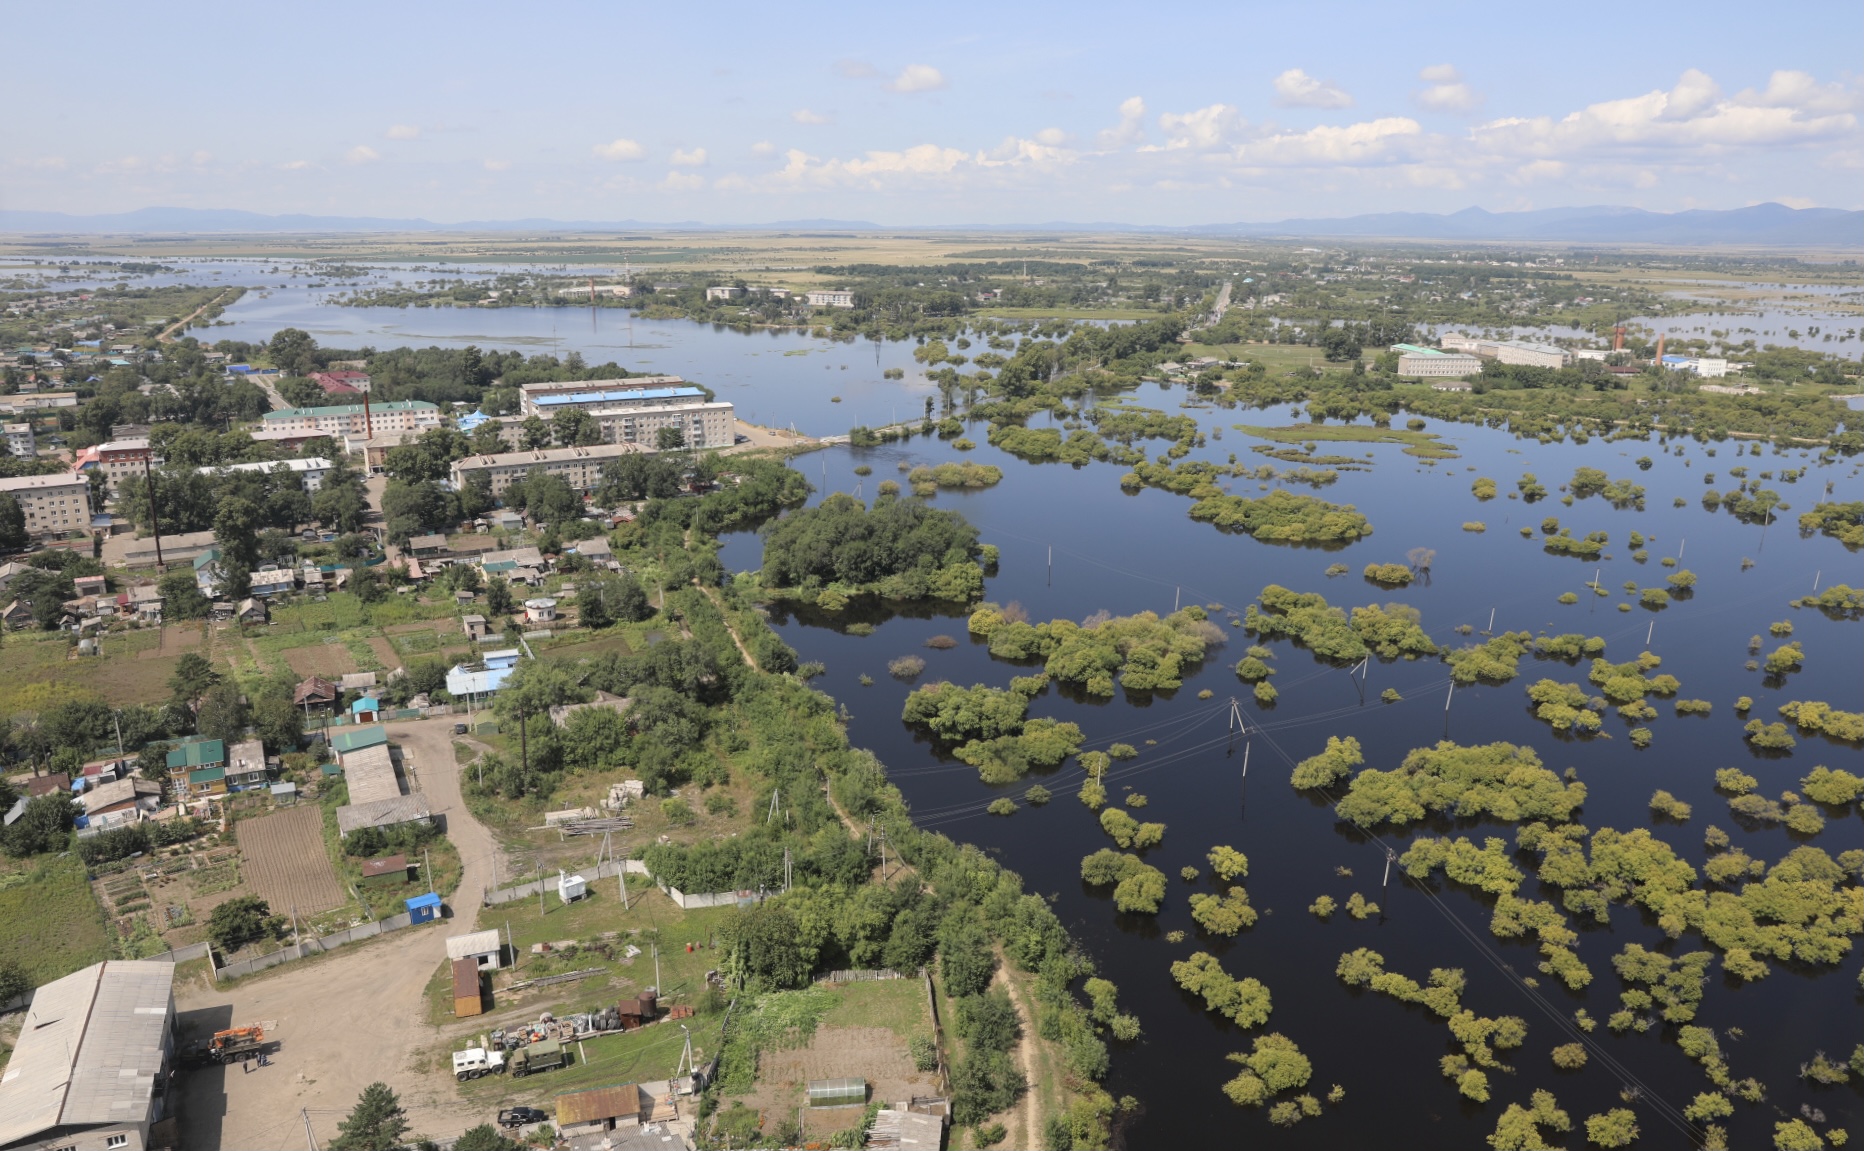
[360,854,410,886]
[451,957,485,1018]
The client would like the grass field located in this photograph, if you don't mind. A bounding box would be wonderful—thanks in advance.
[1233,420,1460,459]
[0,857,111,985]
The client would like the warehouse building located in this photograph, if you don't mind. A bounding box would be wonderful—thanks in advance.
[0,960,177,1151]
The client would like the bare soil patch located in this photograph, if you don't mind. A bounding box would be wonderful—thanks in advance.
[159,624,203,655]
[284,643,360,678]
[235,806,345,915]
[745,1024,934,1133]
[367,636,402,670]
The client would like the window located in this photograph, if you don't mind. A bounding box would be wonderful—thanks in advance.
[107,1137,129,1149]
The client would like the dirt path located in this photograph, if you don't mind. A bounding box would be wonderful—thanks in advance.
[174,717,503,1150]
[697,572,760,672]
[994,951,1042,1149]
[157,288,237,343]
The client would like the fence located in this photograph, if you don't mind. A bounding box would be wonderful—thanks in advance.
[481,859,767,912]
[213,910,423,981]
[818,969,912,983]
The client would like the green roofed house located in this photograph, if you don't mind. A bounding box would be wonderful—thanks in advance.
[166,738,226,796]
[185,766,227,798]
[330,725,388,763]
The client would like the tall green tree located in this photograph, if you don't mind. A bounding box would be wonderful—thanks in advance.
[0,494,25,550]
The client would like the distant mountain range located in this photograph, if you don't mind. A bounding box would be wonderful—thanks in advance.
[0,202,1856,246]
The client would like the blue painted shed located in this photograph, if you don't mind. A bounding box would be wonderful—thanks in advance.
[406,892,442,924]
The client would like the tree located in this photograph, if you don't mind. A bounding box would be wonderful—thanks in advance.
[453,1125,517,1151]
[252,693,303,755]
[720,903,811,991]
[206,895,280,952]
[1,793,78,857]
[268,328,320,376]
[656,425,686,451]
[550,408,600,447]
[577,578,613,629]
[328,1082,410,1151]
[486,576,513,616]
[519,415,550,451]
[214,496,263,569]
[469,420,507,456]
[0,494,26,550]
[511,469,580,526]
[0,958,29,1003]
[169,652,222,709]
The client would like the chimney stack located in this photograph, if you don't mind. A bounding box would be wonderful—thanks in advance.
[1612,325,1625,351]
[1654,334,1665,365]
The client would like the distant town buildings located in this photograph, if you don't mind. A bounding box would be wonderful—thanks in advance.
[805,290,856,308]
[0,472,91,537]
[704,285,744,301]
[516,378,691,415]
[308,370,372,395]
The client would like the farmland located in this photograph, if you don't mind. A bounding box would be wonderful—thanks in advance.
[235,806,346,915]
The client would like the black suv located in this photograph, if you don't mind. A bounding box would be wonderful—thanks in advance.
[498,1107,548,1129]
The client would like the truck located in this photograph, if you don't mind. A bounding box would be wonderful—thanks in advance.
[507,1038,570,1079]
[451,1047,506,1081]
[182,1025,266,1066]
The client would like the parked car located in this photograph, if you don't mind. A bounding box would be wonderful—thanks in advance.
[498,1107,548,1129]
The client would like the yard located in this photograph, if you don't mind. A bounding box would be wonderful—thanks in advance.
[235,805,347,916]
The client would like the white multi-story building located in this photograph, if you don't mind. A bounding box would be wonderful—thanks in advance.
[260,399,439,438]
[1392,344,1483,378]
[705,285,744,301]
[196,457,334,492]
[0,472,92,536]
[516,378,691,416]
[1475,339,1568,369]
[449,442,648,497]
[1439,334,1482,353]
[70,438,161,494]
[3,422,34,459]
[805,290,856,308]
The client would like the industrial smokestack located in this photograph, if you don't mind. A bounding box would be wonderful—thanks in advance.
[1654,334,1665,365]
[1612,326,1625,351]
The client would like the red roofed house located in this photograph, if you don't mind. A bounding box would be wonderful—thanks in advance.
[309,371,371,395]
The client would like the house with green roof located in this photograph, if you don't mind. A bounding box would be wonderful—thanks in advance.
[330,725,388,766]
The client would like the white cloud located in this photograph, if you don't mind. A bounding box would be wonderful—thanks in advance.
[1272,69,1352,109]
[1241,117,1422,164]
[1471,69,1857,157]
[483,158,510,171]
[1156,104,1244,151]
[1738,70,1861,115]
[835,59,876,79]
[887,64,947,93]
[1509,159,1568,184]
[276,159,312,171]
[1416,65,1482,112]
[191,150,212,165]
[592,138,645,161]
[750,140,775,155]
[982,135,1076,166]
[1096,97,1147,148]
[791,108,831,125]
[670,147,708,167]
[386,124,421,140]
[344,145,380,165]
[1034,127,1069,147]
[661,171,705,191]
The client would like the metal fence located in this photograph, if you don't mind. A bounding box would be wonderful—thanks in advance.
[213,910,422,981]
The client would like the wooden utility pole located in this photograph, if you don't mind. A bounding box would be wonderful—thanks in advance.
[143,454,165,570]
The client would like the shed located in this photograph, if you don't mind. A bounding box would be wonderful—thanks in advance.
[337,793,431,837]
[807,1078,868,1108]
[446,928,504,971]
[405,892,442,924]
[450,956,485,1018]
[269,782,298,805]
[869,1109,945,1149]
[523,598,558,623]
[555,1084,643,1137]
[360,854,411,885]
[351,695,382,724]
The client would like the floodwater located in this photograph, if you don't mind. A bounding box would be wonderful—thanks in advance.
[30,266,1862,1144]
[719,389,1863,1148]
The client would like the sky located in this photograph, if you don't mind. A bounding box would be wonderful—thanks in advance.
[3,0,1860,225]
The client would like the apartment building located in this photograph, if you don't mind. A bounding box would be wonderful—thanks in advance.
[196,457,334,492]
[0,472,92,536]
[516,377,690,415]
[1392,344,1483,378]
[260,399,439,438]
[70,438,161,494]
[3,422,34,459]
[806,290,855,308]
[448,442,647,497]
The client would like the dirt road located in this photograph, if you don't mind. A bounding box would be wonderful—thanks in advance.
[174,717,505,1150]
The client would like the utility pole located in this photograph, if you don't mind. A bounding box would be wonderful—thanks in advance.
[653,943,661,995]
[1380,846,1396,905]
[143,454,165,570]
[783,847,792,894]
[301,1107,319,1151]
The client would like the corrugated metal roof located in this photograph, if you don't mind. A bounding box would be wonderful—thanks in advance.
[360,854,408,879]
[446,929,503,960]
[0,960,173,1146]
[341,743,401,806]
[166,739,225,770]
[555,1084,642,1126]
[337,793,431,836]
[330,726,387,754]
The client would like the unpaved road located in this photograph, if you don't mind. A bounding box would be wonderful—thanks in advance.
[174,717,505,1150]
